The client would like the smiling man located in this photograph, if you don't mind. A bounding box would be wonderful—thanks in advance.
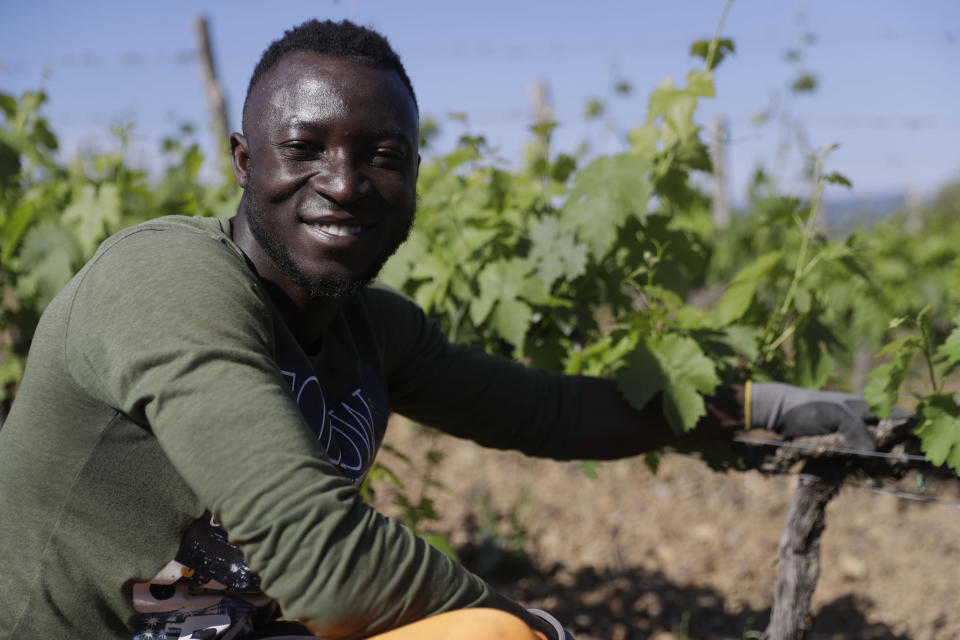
[0,19,880,640]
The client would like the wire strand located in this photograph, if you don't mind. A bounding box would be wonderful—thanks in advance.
[731,435,928,462]
[848,483,960,509]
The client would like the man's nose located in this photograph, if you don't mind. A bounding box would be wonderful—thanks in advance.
[309,155,368,204]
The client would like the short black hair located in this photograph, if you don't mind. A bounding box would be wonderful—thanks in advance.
[242,19,417,132]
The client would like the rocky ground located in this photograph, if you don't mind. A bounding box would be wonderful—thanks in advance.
[368,419,960,640]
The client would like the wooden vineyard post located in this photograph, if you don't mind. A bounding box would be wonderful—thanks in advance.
[192,15,232,184]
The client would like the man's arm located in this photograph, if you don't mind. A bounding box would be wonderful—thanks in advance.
[377,287,869,462]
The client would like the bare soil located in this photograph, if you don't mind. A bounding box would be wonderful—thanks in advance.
[369,419,960,640]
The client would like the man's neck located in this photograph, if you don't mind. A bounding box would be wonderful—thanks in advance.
[230,213,343,352]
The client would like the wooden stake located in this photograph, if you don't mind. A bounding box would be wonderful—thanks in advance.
[192,15,232,183]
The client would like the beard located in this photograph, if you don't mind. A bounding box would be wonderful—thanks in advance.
[243,171,415,300]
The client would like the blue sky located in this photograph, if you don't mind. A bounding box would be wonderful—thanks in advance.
[1,0,958,206]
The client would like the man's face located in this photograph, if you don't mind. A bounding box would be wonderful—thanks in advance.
[236,52,419,298]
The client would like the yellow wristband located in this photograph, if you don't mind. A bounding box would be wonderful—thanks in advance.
[744,380,752,430]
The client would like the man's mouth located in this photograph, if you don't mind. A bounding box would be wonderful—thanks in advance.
[309,222,364,237]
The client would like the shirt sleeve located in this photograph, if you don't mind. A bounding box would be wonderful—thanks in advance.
[367,285,584,460]
[62,227,510,639]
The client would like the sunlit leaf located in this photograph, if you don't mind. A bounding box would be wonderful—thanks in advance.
[794,313,842,389]
[935,314,960,378]
[714,251,782,325]
[863,335,922,418]
[62,183,121,255]
[618,334,720,432]
[528,215,588,287]
[915,394,960,473]
[562,154,652,259]
[689,38,735,70]
[15,220,82,306]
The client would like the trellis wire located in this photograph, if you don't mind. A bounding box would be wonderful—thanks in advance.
[848,483,960,509]
[731,435,928,462]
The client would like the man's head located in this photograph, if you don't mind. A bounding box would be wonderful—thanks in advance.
[231,20,419,301]
[242,19,418,135]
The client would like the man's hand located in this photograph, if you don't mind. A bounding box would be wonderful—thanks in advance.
[748,382,879,452]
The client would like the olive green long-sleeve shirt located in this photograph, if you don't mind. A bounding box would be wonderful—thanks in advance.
[0,215,581,639]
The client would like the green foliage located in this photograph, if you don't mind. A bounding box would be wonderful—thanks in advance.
[865,306,960,474]
[0,88,238,408]
[690,37,735,71]
[714,251,782,326]
[790,73,818,93]
[864,334,922,418]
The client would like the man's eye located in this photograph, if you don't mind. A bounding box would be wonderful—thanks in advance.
[369,148,405,167]
[280,142,320,158]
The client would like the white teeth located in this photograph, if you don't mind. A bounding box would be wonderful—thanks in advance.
[312,223,362,237]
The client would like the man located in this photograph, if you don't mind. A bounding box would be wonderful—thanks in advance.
[0,19,877,640]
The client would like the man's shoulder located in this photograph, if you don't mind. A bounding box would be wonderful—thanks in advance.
[82,215,245,275]
[60,215,254,315]
[98,215,233,253]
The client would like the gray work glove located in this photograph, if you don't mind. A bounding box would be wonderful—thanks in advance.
[528,608,575,640]
[748,382,878,452]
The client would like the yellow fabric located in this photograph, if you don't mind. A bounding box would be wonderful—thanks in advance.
[744,380,753,430]
[367,608,547,640]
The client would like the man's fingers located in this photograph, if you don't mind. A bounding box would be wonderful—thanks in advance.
[778,403,876,451]
[777,403,836,438]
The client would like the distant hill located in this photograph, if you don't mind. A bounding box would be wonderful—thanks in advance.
[822,191,908,233]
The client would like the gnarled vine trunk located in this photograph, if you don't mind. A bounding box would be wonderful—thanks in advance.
[730,416,917,639]
[765,462,843,639]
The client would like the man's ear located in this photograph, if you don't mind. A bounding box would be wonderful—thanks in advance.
[230,133,250,188]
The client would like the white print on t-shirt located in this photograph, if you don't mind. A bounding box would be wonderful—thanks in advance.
[280,369,378,482]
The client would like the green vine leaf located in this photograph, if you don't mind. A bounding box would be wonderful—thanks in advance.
[627,123,659,158]
[934,315,960,378]
[915,394,960,473]
[689,38,735,70]
[15,219,83,306]
[793,313,842,389]
[62,183,121,255]
[562,154,653,260]
[823,171,852,188]
[491,298,534,352]
[469,258,544,352]
[528,215,589,288]
[863,335,922,418]
[685,70,715,99]
[714,250,782,326]
[617,334,720,433]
